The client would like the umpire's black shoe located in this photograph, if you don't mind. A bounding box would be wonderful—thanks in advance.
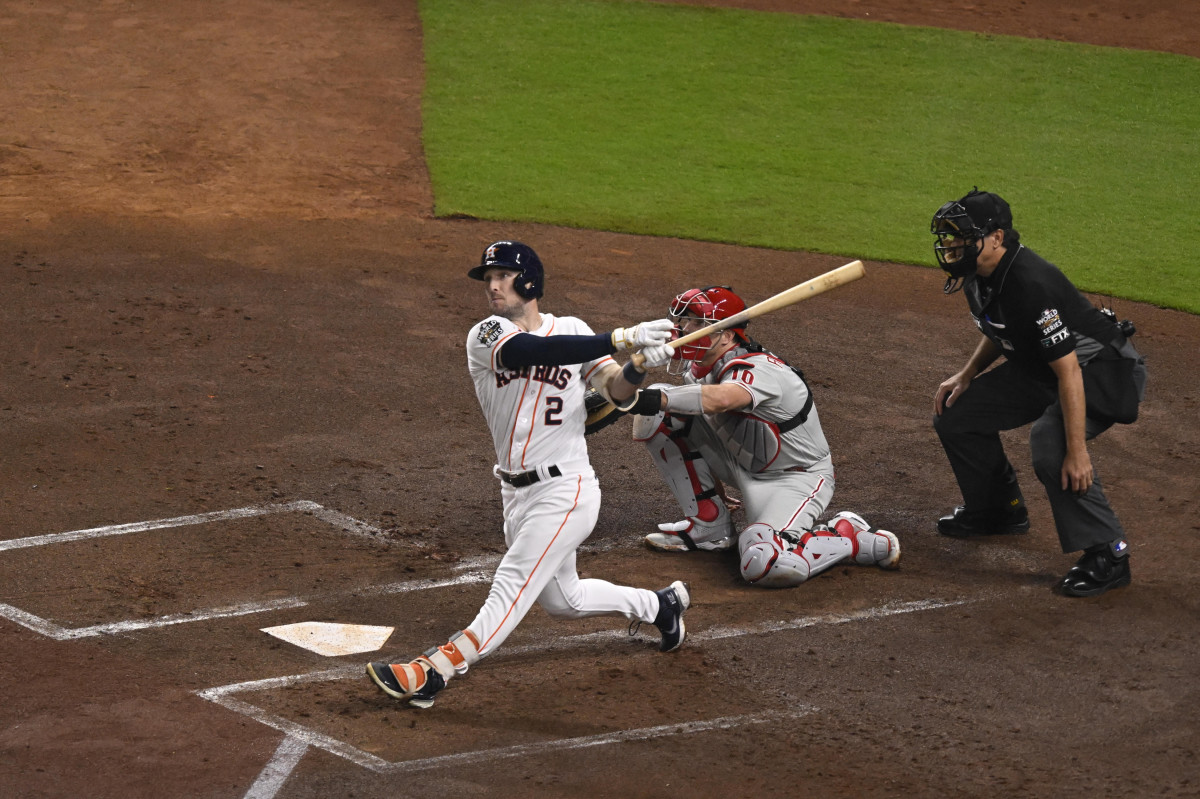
[937,505,1030,537]
[1059,543,1131,598]
[652,581,690,652]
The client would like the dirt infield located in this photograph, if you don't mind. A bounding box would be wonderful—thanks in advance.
[2,2,1197,798]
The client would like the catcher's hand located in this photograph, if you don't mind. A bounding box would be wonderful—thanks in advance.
[584,387,626,435]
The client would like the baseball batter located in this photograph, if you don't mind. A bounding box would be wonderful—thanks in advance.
[367,240,687,708]
[621,285,900,587]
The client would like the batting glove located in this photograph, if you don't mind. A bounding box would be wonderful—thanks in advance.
[611,319,673,351]
[639,343,674,369]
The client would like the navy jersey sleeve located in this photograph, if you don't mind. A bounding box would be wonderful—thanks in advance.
[499,331,614,369]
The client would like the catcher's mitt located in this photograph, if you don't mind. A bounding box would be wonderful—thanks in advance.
[584,388,626,435]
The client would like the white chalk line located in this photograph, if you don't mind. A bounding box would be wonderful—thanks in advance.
[243,736,311,799]
[206,691,394,773]
[0,569,495,641]
[200,594,974,783]
[0,602,66,639]
[0,501,447,640]
[0,501,627,641]
[488,597,977,656]
[1,506,974,788]
[0,596,313,641]
[0,499,623,641]
[697,597,975,642]
[383,707,819,774]
[0,501,354,552]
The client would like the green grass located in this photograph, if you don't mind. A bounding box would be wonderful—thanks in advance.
[419,0,1200,313]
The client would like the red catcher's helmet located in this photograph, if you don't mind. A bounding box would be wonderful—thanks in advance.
[668,285,747,368]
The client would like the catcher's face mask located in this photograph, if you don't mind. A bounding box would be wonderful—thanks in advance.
[667,286,746,376]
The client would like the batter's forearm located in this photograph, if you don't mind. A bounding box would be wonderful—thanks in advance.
[605,363,639,404]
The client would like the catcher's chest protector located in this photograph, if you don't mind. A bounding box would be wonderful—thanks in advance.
[712,412,784,473]
[708,351,814,473]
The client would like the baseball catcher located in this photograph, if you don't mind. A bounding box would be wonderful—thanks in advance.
[621,285,900,588]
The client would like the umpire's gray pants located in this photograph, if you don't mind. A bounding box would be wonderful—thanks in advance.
[933,360,1133,554]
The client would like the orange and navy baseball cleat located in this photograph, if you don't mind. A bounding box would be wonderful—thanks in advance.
[366,657,445,709]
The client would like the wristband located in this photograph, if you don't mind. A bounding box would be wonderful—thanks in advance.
[617,388,663,415]
[622,360,647,385]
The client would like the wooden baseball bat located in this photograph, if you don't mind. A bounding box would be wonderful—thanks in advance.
[631,259,865,370]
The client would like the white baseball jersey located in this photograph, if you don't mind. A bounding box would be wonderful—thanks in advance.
[467,312,615,475]
[462,311,658,659]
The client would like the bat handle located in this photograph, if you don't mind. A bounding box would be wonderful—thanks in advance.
[629,351,647,372]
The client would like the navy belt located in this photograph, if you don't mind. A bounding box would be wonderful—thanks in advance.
[499,465,561,487]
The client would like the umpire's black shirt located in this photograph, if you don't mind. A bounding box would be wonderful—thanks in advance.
[964,233,1120,387]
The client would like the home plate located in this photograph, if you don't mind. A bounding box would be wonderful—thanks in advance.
[261,622,395,656]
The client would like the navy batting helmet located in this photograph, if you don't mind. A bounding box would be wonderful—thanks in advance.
[468,240,544,299]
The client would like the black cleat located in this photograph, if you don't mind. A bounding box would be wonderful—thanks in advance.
[366,658,446,708]
[937,505,1030,537]
[407,669,446,709]
[1059,546,1131,598]
[652,581,690,652]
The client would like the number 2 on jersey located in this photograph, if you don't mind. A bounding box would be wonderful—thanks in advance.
[544,395,563,425]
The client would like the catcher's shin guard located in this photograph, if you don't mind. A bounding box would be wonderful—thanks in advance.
[827,511,901,569]
[635,405,734,551]
[738,522,853,587]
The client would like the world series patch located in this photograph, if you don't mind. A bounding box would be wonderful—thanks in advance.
[477,319,503,346]
[1036,307,1063,334]
[1036,307,1069,348]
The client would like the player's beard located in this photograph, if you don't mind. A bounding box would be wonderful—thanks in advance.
[493,295,529,321]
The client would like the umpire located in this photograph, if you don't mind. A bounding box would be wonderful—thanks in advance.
[930,188,1146,597]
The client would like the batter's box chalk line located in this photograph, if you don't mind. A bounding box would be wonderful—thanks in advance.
[0,498,635,641]
[201,594,976,793]
[0,500,475,641]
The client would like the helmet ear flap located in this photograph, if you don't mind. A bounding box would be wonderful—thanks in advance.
[468,240,545,299]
